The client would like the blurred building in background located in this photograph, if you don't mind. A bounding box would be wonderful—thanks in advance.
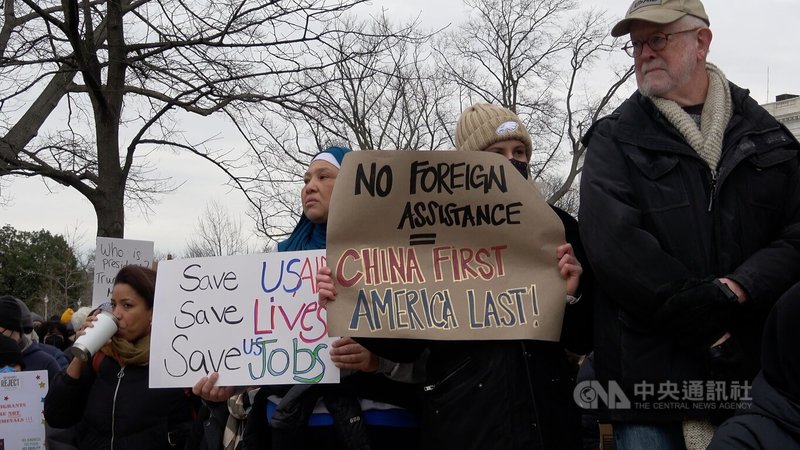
[763,93,800,139]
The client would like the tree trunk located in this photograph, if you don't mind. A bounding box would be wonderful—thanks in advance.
[93,185,125,238]
[93,119,125,239]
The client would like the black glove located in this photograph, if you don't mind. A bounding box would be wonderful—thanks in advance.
[654,278,740,349]
[707,334,748,381]
[706,334,750,425]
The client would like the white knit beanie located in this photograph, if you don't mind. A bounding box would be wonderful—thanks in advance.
[70,306,94,332]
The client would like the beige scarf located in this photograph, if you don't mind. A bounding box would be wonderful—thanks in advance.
[649,63,733,172]
[650,64,731,448]
[101,334,150,367]
[683,418,715,450]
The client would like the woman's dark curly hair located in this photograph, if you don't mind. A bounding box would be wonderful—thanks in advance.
[113,265,157,309]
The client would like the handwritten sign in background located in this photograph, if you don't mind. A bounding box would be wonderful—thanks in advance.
[327,150,566,341]
[149,250,340,388]
[0,370,48,450]
[92,237,154,307]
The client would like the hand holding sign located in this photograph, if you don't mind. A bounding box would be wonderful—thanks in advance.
[317,265,337,309]
[192,372,238,402]
[557,243,582,297]
[329,337,379,372]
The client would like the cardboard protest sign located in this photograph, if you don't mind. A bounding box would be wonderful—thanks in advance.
[326,150,566,341]
[0,370,48,450]
[92,237,154,307]
[149,250,340,388]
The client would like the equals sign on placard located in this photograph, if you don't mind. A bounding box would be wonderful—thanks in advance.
[409,233,436,246]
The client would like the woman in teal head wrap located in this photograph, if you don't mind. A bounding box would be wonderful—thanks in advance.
[277,146,351,252]
[271,146,422,448]
[192,146,421,449]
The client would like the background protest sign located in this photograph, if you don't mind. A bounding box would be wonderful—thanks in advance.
[327,150,566,340]
[148,250,340,388]
[0,370,48,450]
[92,237,154,307]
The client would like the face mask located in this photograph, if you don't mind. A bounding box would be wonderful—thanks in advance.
[508,158,530,180]
[0,366,16,374]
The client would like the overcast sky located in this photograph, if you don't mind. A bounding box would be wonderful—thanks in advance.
[2,0,798,257]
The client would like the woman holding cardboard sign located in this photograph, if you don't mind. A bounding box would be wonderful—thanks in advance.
[192,146,422,450]
[317,104,593,450]
[44,265,196,450]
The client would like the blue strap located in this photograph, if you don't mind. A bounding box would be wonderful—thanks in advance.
[266,400,419,428]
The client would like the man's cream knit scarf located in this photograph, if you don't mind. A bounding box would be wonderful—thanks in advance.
[650,64,733,450]
[648,63,732,171]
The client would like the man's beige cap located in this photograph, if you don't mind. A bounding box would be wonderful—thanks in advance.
[611,0,710,37]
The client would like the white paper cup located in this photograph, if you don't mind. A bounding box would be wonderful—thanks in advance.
[70,310,119,362]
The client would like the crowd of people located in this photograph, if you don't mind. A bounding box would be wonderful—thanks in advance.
[2,0,799,449]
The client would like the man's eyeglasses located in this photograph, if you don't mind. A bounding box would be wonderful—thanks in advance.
[622,28,702,58]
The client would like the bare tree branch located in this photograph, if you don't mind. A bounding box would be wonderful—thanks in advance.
[1,0,385,240]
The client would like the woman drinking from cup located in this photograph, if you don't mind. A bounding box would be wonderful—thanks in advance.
[44,265,195,450]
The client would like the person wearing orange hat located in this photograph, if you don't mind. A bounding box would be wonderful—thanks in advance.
[60,307,74,325]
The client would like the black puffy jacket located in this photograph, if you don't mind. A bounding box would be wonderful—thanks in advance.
[44,352,195,450]
[579,84,800,422]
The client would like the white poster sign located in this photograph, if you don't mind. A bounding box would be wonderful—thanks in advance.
[92,237,154,307]
[149,250,340,388]
[0,370,48,450]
